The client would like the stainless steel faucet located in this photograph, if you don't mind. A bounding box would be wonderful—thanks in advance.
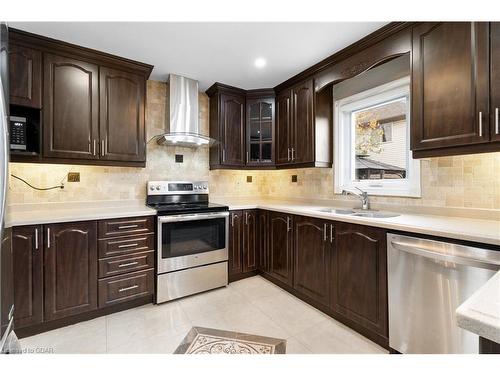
[342,187,370,210]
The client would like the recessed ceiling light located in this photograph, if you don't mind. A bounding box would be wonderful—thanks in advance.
[254,57,266,68]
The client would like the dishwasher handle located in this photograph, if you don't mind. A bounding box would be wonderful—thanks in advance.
[390,240,500,271]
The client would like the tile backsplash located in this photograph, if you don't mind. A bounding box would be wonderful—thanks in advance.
[8,80,500,213]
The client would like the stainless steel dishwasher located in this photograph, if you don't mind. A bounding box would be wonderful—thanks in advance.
[387,233,500,354]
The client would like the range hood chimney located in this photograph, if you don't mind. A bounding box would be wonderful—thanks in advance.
[156,74,215,147]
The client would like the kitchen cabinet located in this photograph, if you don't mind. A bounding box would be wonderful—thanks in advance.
[411,22,495,157]
[228,209,258,279]
[228,210,243,276]
[44,221,98,321]
[8,43,42,108]
[275,90,293,165]
[293,216,331,307]
[257,210,269,273]
[275,78,315,166]
[246,97,275,165]
[207,84,276,169]
[12,225,43,329]
[490,22,500,142]
[99,67,146,162]
[242,210,258,272]
[268,211,293,286]
[330,222,388,340]
[42,53,100,160]
[9,28,153,167]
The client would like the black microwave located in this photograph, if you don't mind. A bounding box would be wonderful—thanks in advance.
[9,116,27,151]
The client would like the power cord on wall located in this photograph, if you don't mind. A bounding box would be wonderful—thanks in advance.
[11,174,65,191]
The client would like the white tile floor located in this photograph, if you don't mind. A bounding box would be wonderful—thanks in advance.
[20,276,388,354]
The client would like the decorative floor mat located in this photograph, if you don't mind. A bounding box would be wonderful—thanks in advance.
[174,327,286,354]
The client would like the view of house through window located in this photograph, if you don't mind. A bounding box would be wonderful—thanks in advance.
[353,96,407,180]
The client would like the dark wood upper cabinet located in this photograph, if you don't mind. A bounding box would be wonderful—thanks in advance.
[268,211,293,286]
[276,90,293,165]
[221,92,246,166]
[291,79,314,164]
[490,22,500,142]
[293,216,331,307]
[12,225,43,329]
[44,221,98,321]
[242,210,258,273]
[9,28,152,167]
[9,43,41,108]
[228,210,243,276]
[246,97,275,166]
[411,22,490,153]
[331,222,388,340]
[43,53,99,160]
[99,67,146,162]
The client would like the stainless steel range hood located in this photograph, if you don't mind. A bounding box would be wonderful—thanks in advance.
[157,74,215,147]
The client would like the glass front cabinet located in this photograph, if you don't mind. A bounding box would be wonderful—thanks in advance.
[246,96,275,166]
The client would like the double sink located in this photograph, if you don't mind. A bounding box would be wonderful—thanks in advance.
[316,208,400,219]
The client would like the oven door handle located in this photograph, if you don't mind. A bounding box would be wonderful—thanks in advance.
[158,211,229,223]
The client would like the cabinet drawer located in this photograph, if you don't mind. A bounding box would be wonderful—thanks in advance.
[98,233,154,258]
[98,251,154,278]
[98,269,154,308]
[98,216,154,238]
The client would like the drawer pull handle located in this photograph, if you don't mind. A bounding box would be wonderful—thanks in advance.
[118,243,139,249]
[118,261,139,268]
[118,224,139,229]
[118,285,139,293]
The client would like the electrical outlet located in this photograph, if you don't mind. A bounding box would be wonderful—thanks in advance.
[246,176,253,183]
[291,175,298,183]
[67,172,80,182]
[175,154,183,163]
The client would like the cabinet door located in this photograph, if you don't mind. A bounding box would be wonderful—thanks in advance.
[491,22,500,142]
[228,211,243,276]
[246,98,275,165]
[331,222,387,338]
[291,79,314,164]
[276,90,293,165]
[12,226,43,329]
[411,22,489,151]
[257,210,269,273]
[293,216,331,307]
[44,221,98,321]
[242,210,258,273]
[99,67,146,162]
[221,93,245,166]
[43,53,99,159]
[269,211,293,286]
[9,43,42,108]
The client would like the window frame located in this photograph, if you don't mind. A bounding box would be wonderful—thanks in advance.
[333,76,421,198]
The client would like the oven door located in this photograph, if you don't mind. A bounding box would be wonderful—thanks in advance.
[157,211,229,273]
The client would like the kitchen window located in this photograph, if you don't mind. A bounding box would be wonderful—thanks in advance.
[334,77,421,197]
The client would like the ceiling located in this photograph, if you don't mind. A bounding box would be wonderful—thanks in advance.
[10,22,386,90]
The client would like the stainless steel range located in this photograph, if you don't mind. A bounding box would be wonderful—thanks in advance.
[146,181,229,303]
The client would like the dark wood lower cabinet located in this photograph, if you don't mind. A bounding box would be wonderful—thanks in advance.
[293,216,331,307]
[268,211,293,286]
[44,221,98,321]
[258,210,269,273]
[228,210,243,277]
[12,226,43,329]
[228,210,259,280]
[242,210,258,273]
[331,222,388,341]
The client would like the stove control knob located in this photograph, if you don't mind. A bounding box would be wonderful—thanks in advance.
[149,186,154,191]
[203,184,208,190]
[155,186,160,191]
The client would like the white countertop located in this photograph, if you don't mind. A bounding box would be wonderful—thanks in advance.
[456,270,500,344]
[212,197,500,246]
[5,200,156,227]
